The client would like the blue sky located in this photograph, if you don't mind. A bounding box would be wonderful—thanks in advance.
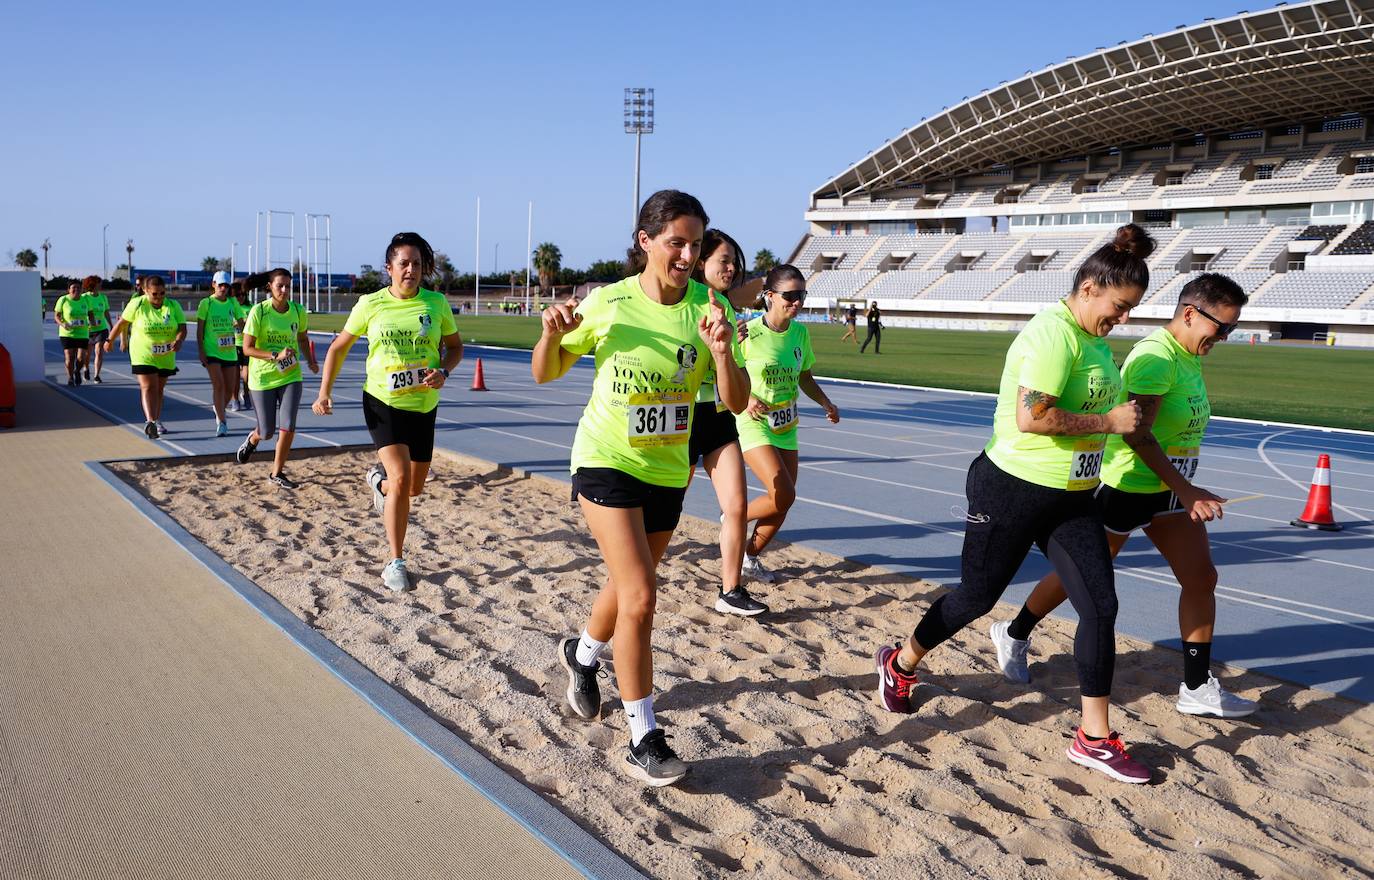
[4,0,1258,276]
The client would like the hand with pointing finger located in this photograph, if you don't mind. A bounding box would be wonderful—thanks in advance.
[541,295,582,338]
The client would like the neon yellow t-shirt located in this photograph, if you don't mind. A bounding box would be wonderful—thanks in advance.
[196,296,243,362]
[735,316,816,452]
[562,276,741,487]
[343,287,457,413]
[984,301,1123,490]
[86,293,110,332]
[244,300,308,391]
[1101,327,1210,494]
[121,297,186,369]
[56,295,91,339]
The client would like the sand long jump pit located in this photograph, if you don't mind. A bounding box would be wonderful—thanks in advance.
[105,448,1373,880]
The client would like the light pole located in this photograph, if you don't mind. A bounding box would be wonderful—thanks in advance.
[102,224,110,279]
[525,201,533,314]
[41,238,50,281]
[126,239,134,286]
[624,87,655,230]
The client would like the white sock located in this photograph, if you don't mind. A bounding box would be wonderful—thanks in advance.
[575,630,607,667]
[624,694,656,746]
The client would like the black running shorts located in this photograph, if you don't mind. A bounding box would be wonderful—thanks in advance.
[688,400,739,466]
[362,391,437,462]
[89,329,110,346]
[1094,482,1185,535]
[571,467,687,535]
[60,337,89,350]
[131,364,178,377]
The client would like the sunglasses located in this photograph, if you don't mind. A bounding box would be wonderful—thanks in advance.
[1190,303,1238,337]
[769,289,807,303]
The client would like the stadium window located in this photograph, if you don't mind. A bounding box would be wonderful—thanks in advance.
[1165,174,1185,186]
[1228,209,1263,226]
[1355,157,1374,174]
[1254,164,1276,180]
[1082,183,1099,194]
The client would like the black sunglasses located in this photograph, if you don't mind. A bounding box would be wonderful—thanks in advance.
[1189,302,1238,337]
[768,289,807,303]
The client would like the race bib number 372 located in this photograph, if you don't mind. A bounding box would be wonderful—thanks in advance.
[627,391,691,448]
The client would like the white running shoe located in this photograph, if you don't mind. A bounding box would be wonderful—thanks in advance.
[989,620,1031,684]
[215,421,228,437]
[367,464,386,513]
[740,554,776,584]
[1176,674,1257,718]
[381,558,411,592]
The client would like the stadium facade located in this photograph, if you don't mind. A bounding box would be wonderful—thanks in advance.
[793,0,1374,347]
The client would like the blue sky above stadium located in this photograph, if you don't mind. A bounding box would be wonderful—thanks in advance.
[5,0,1258,275]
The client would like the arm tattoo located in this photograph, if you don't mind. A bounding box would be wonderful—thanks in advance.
[1022,389,1052,419]
[1020,386,1108,436]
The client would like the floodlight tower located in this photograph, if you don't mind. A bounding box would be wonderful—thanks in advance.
[624,88,654,231]
[126,239,134,285]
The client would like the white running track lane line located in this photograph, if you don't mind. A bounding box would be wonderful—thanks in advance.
[1115,564,1374,635]
[1256,430,1369,523]
[101,366,342,449]
[799,462,966,499]
[45,377,197,456]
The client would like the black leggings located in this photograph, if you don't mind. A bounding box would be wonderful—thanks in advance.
[914,452,1118,697]
[860,326,881,353]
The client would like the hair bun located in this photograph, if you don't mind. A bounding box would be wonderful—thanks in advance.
[1111,223,1156,260]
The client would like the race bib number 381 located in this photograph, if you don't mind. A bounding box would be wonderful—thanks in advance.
[627,391,691,448]
[1068,438,1105,491]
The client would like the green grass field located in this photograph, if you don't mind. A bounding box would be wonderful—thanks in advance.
[309,313,1371,431]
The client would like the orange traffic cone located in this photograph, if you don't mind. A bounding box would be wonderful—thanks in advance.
[1290,454,1342,531]
[470,358,488,391]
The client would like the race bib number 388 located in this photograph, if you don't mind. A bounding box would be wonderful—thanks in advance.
[1068,438,1105,491]
[627,391,691,448]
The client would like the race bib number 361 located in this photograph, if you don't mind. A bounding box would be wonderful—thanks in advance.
[217,334,236,349]
[627,391,691,448]
[1068,438,1105,491]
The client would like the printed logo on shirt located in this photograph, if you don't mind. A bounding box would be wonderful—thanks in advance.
[418,312,432,334]
[670,343,698,384]
[793,346,803,366]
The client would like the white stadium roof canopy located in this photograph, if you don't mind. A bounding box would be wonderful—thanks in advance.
[813,0,1374,201]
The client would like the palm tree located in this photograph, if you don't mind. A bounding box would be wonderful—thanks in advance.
[201,256,221,272]
[533,242,562,292]
[753,249,778,275]
[13,248,38,270]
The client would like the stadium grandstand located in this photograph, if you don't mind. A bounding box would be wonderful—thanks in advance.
[790,0,1374,346]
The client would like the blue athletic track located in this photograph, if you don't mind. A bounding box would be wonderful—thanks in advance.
[44,325,1374,702]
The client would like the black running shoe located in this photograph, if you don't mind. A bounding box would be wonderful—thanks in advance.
[235,436,258,465]
[623,730,688,787]
[559,636,601,720]
[73,372,82,387]
[715,586,769,617]
[83,367,90,380]
[144,421,158,440]
[93,375,103,384]
[268,471,299,490]
[66,378,75,387]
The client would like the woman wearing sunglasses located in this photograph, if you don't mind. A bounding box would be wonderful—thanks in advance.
[736,264,839,584]
[992,272,1256,720]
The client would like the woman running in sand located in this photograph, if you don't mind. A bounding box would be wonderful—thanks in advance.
[536,190,747,787]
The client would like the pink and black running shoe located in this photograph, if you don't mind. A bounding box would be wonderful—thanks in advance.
[1066,727,1151,784]
[875,645,918,714]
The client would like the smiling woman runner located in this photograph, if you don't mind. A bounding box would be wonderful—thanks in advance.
[874,224,1157,784]
[991,273,1256,719]
[736,264,840,585]
[688,228,767,617]
[533,190,747,787]
[235,268,318,488]
[313,232,463,592]
[105,275,187,439]
[198,270,247,436]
